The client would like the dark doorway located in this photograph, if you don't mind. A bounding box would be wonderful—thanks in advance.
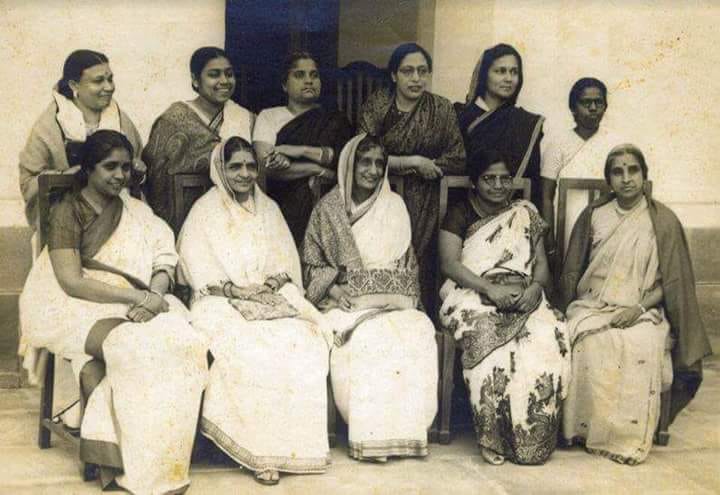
[225,0,340,113]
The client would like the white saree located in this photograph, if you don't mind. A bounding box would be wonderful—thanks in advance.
[177,140,331,474]
[20,192,208,495]
[307,134,438,460]
[562,197,673,465]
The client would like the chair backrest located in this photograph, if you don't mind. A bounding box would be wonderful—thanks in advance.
[37,174,78,254]
[439,175,532,228]
[335,61,391,128]
[435,175,530,321]
[556,178,652,264]
[170,173,213,234]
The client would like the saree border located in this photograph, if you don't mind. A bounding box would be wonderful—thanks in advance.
[200,417,331,474]
[348,438,428,460]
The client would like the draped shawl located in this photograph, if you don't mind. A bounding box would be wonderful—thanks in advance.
[302,134,419,307]
[559,193,712,422]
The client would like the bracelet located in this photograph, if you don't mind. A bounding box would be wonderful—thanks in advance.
[637,303,647,313]
[150,288,164,298]
[320,147,330,165]
[223,281,234,298]
[139,290,151,307]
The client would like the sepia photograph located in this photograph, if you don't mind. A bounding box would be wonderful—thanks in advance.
[0,0,717,493]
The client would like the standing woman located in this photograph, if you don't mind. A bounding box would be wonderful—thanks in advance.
[144,46,254,228]
[19,49,145,228]
[358,42,466,313]
[253,51,353,246]
[19,130,208,494]
[177,137,331,486]
[456,44,544,209]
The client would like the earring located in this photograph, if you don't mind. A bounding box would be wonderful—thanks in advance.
[72,89,78,99]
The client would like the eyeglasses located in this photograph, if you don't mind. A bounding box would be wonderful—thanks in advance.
[577,98,606,109]
[397,66,430,78]
[479,175,513,187]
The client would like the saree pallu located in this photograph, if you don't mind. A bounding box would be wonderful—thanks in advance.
[439,201,569,464]
[143,101,253,229]
[456,102,544,208]
[177,174,331,474]
[19,195,207,494]
[562,199,672,465]
[270,106,354,245]
[359,89,465,312]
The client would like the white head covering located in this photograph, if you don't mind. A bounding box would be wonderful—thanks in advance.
[178,137,302,289]
[336,134,412,269]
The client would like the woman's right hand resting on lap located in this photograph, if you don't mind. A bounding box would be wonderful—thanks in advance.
[485,284,521,311]
[329,284,355,311]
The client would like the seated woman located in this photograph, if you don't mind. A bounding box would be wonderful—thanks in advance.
[144,46,254,229]
[303,134,438,463]
[438,149,569,465]
[559,144,711,465]
[19,130,208,494]
[177,137,331,486]
[253,51,353,245]
[358,42,465,313]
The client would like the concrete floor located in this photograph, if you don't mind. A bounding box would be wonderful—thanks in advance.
[1,335,718,495]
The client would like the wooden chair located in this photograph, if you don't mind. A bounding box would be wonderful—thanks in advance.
[169,173,213,234]
[436,176,532,444]
[36,173,98,481]
[335,61,391,129]
[556,178,670,446]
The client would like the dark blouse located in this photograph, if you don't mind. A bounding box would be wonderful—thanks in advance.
[48,193,98,250]
[441,200,481,240]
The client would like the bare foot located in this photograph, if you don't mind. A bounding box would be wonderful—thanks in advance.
[481,447,505,465]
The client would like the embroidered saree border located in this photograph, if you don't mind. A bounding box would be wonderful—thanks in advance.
[200,418,330,474]
[348,439,428,460]
[347,268,418,298]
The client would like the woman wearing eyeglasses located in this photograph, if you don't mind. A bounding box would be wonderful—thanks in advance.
[438,149,569,466]
[359,42,465,313]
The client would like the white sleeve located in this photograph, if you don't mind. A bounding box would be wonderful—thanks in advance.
[540,134,564,180]
[252,109,278,145]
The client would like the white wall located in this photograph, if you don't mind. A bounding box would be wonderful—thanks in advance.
[0,0,225,226]
[337,0,422,68]
[432,0,720,227]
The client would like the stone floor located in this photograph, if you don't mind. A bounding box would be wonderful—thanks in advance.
[1,334,718,494]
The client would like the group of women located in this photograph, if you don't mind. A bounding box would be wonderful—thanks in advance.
[17,40,710,494]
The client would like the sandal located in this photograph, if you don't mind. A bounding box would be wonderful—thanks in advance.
[254,469,280,486]
[481,447,505,466]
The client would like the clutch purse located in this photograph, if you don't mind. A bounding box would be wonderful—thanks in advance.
[229,293,299,321]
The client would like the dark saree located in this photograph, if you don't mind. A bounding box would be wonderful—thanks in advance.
[456,102,544,208]
[269,106,353,245]
[360,88,466,312]
[143,102,226,230]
